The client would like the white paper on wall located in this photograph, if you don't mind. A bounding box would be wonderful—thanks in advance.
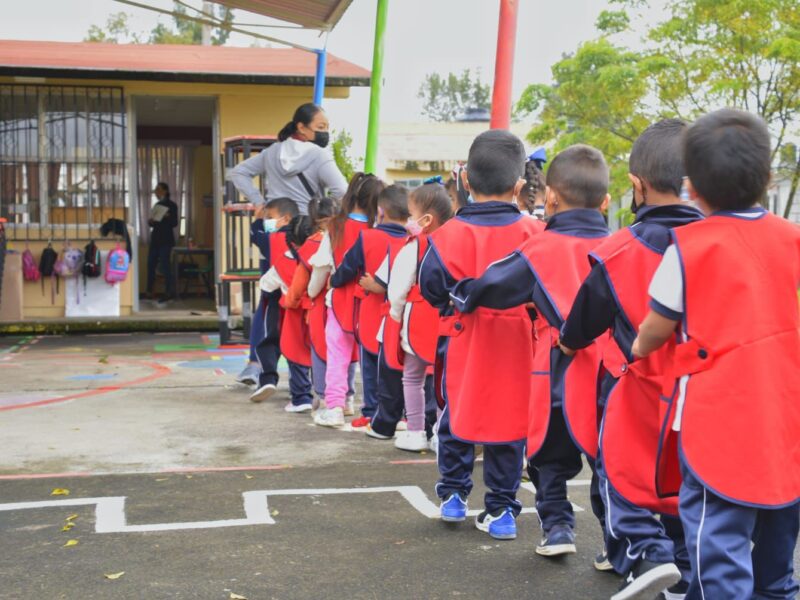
[65,252,121,318]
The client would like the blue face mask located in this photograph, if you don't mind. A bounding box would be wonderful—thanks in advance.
[467,194,475,204]
[263,218,278,233]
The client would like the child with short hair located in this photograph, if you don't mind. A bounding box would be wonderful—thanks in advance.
[558,119,701,597]
[632,108,800,600]
[328,185,410,439]
[310,173,386,428]
[419,129,542,541]
[380,182,454,451]
[450,144,611,551]
[251,197,306,404]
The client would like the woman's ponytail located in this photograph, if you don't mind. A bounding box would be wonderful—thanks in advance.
[278,121,297,142]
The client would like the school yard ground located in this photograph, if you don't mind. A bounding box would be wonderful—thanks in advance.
[0,332,796,599]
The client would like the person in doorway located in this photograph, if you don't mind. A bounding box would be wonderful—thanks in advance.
[146,182,178,303]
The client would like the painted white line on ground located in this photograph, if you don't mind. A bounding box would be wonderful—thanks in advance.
[0,484,587,533]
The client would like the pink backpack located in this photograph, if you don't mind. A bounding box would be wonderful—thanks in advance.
[105,244,130,284]
[22,247,41,282]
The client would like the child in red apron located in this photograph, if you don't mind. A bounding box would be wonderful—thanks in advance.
[249,198,300,404]
[333,186,410,440]
[419,130,542,541]
[383,181,454,452]
[310,173,385,428]
[282,197,356,416]
[451,145,610,555]
[559,120,702,598]
[632,109,800,600]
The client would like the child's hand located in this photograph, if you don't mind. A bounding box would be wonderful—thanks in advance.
[254,204,269,219]
[558,340,576,357]
[359,273,385,294]
[631,337,644,359]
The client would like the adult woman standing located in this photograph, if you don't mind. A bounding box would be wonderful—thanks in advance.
[228,103,347,213]
[145,182,179,303]
[230,103,348,389]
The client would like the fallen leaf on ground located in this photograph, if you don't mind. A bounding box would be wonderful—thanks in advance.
[51,488,70,496]
[104,572,125,580]
[245,475,254,480]
[63,539,79,547]
[230,593,247,600]
[66,514,78,521]
[155,478,168,482]
[61,523,74,532]
[270,510,279,516]
[394,540,406,545]
[98,356,109,364]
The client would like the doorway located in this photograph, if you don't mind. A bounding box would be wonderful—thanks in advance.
[133,96,217,314]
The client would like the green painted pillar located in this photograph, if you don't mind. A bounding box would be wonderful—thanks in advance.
[364,0,388,175]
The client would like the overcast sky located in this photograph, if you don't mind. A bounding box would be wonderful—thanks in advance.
[3,0,666,158]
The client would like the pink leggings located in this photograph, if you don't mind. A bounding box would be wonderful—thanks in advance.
[324,308,357,409]
[402,352,429,432]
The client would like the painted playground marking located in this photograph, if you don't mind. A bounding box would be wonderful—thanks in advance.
[0,484,586,534]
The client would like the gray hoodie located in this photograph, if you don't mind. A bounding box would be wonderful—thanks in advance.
[227,138,348,214]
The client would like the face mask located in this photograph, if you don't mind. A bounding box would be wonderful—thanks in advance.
[312,131,330,148]
[532,206,546,220]
[467,194,475,204]
[680,177,691,203]
[405,217,424,237]
[630,189,641,214]
[263,218,278,233]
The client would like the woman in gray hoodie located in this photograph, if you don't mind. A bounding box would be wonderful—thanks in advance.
[227,103,348,214]
[230,103,348,388]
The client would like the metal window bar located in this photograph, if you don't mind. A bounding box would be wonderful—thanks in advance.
[0,84,126,243]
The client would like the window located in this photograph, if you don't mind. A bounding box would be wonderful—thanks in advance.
[0,84,127,240]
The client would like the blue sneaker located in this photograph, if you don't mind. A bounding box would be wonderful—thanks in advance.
[440,493,468,522]
[475,508,517,540]
[535,523,576,556]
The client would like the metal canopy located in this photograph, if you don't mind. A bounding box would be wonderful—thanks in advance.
[213,0,354,31]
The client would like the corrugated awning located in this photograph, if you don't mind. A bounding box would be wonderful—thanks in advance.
[213,0,353,31]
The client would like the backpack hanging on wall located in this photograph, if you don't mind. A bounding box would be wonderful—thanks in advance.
[81,240,102,295]
[39,243,58,303]
[105,243,130,285]
[55,245,84,304]
[22,246,41,282]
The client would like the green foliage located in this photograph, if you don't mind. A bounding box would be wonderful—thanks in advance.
[332,129,358,182]
[85,3,234,46]
[418,69,491,122]
[521,0,800,218]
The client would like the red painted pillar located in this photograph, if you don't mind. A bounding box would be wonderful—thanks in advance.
[490,0,519,130]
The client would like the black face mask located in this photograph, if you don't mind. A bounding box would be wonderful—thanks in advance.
[312,131,330,148]
[630,178,647,214]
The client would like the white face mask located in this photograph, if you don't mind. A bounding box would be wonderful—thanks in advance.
[263,218,279,233]
[405,217,424,237]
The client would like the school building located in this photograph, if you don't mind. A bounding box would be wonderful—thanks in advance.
[0,39,369,320]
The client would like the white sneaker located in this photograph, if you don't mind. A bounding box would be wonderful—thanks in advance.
[314,407,345,428]
[236,363,260,386]
[365,424,393,440]
[284,402,313,413]
[395,419,408,431]
[429,433,439,455]
[394,430,428,452]
[344,395,355,416]
[250,383,277,403]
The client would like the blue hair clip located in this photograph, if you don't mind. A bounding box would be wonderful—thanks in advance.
[527,147,547,169]
[423,175,444,185]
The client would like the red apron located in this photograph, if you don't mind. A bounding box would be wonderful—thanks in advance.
[433,215,542,444]
[523,231,608,460]
[271,232,311,367]
[657,213,800,507]
[405,235,440,365]
[331,218,370,333]
[592,228,679,515]
[297,233,325,363]
[354,228,408,356]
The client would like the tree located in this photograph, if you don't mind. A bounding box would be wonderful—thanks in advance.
[418,70,491,122]
[518,0,800,218]
[85,3,234,46]
[332,130,358,182]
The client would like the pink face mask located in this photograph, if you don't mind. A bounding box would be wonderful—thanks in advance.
[405,217,424,237]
